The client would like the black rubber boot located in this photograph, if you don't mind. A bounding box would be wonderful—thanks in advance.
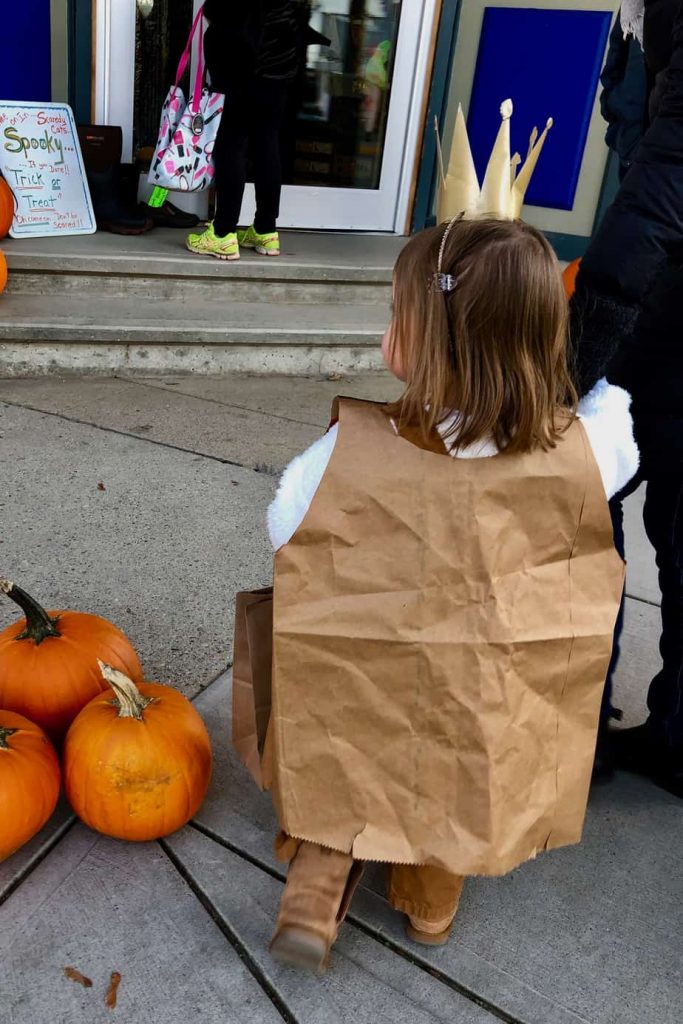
[87,167,154,235]
[611,723,683,799]
[592,720,616,785]
[144,200,200,229]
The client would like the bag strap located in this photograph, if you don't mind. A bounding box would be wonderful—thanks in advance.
[189,11,207,113]
[173,4,206,97]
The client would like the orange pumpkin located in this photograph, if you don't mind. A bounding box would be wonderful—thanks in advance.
[0,173,14,239]
[563,258,581,299]
[0,710,61,862]
[0,578,143,744]
[64,663,213,841]
[0,251,6,295]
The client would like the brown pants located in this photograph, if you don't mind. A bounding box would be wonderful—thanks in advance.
[387,861,466,923]
[274,834,465,931]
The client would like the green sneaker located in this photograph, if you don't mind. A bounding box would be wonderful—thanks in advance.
[237,225,280,257]
[186,223,240,261]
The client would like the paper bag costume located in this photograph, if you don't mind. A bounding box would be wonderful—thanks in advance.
[233,100,622,876]
[235,397,623,876]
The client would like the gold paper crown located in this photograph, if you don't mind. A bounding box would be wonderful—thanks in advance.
[436,99,553,222]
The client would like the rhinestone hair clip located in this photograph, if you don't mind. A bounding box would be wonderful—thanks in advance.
[435,272,457,293]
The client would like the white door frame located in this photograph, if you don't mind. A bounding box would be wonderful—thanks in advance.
[94,0,136,162]
[93,0,437,231]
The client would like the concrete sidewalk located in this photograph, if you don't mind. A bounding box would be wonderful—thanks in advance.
[0,374,680,1024]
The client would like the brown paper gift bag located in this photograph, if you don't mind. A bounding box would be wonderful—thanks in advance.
[232,587,273,790]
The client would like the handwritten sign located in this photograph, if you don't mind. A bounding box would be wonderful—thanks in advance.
[0,102,96,238]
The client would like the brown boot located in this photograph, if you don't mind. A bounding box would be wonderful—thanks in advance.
[387,862,465,948]
[405,911,457,946]
[270,841,360,974]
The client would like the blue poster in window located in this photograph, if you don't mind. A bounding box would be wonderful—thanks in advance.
[0,1,52,103]
[467,7,612,210]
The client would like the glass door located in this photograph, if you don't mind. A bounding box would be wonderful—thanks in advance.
[95,0,436,231]
[254,0,433,231]
[132,0,195,165]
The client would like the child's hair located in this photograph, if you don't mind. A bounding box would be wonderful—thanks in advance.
[386,218,576,454]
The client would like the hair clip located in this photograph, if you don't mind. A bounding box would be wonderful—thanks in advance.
[435,272,457,293]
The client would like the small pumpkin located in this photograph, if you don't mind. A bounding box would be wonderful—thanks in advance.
[64,662,213,841]
[0,578,143,743]
[563,257,581,299]
[0,710,61,862]
[0,172,14,239]
[0,250,7,295]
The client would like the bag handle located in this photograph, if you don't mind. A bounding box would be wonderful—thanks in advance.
[189,12,207,113]
[173,4,206,97]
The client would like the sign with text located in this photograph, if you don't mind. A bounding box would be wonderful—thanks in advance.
[0,102,96,238]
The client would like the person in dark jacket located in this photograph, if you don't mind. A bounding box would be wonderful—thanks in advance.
[600,12,648,181]
[573,0,683,798]
[187,0,328,261]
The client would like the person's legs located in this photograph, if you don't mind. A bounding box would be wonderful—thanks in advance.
[602,490,627,722]
[612,472,683,795]
[186,90,252,259]
[387,863,465,945]
[271,836,362,973]
[212,91,251,237]
[594,476,642,779]
[643,475,683,748]
[249,77,289,236]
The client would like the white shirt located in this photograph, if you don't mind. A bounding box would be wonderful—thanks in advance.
[267,379,639,551]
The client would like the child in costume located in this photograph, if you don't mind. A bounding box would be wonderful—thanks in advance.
[244,103,638,973]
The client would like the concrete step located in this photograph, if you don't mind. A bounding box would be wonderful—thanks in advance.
[3,229,396,305]
[0,293,387,376]
[0,230,397,375]
[6,269,390,305]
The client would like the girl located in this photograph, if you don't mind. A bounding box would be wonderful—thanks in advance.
[264,217,637,973]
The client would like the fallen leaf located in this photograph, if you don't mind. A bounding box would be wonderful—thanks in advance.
[327,372,344,381]
[97,482,106,491]
[64,967,93,988]
[105,971,122,1010]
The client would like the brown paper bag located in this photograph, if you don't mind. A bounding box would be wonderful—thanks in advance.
[232,587,273,789]
[270,398,624,875]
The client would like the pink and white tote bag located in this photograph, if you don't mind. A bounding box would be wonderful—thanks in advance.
[149,5,224,192]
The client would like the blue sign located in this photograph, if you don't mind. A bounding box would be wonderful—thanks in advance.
[467,7,612,210]
[1,1,52,103]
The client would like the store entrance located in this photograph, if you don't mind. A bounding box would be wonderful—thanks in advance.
[95,0,436,231]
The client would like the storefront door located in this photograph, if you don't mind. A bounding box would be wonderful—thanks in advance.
[94,0,437,232]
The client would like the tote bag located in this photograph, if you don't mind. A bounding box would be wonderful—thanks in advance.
[148,5,224,192]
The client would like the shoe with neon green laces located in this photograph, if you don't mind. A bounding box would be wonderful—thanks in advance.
[186,223,240,261]
[237,225,280,257]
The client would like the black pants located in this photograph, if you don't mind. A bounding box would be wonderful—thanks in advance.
[607,473,683,754]
[213,77,290,237]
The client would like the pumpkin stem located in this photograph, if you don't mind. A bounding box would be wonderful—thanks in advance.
[0,578,61,645]
[99,661,154,720]
[0,727,18,750]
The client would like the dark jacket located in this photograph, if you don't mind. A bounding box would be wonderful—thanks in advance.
[203,0,327,92]
[203,0,265,90]
[600,13,648,170]
[644,0,679,115]
[573,0,683,473]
